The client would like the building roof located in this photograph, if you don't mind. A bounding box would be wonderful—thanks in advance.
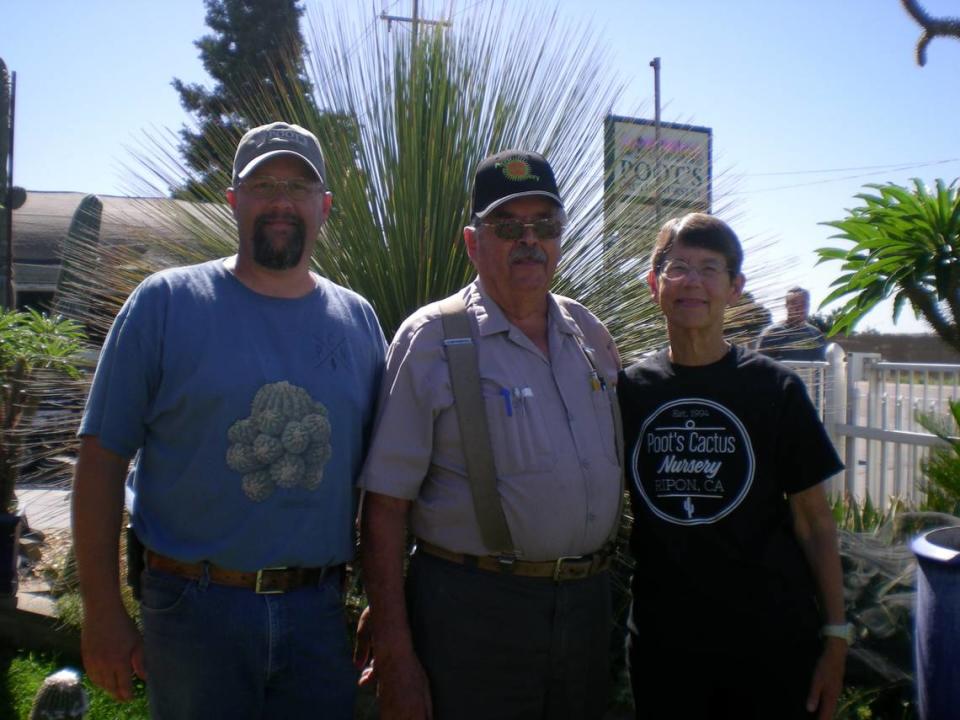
[11,191,233,291]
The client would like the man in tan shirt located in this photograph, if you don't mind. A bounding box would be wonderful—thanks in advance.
[357,150,622,720]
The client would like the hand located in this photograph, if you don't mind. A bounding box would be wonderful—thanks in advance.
[376,652,433,720]
[353,606,376,686]
[353,606,431,718]
[81,604,146,702]
[805,638,847,719]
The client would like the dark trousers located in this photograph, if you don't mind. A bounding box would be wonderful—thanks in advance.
[407,550,612,720]
[627,630,820,720]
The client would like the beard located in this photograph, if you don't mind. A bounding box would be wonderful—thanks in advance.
[252,213,307,270]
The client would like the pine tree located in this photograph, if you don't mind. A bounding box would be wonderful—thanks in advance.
[171,0,318,199]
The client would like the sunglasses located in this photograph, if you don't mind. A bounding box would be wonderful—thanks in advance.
[480,218,564,241]
[240,176,323,201]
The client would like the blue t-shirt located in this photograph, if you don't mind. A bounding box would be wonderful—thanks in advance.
[81,259,386,570]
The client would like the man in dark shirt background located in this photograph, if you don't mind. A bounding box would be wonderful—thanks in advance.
[758,286,827,361]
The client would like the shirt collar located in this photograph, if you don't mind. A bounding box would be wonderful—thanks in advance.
[465,278,580,339]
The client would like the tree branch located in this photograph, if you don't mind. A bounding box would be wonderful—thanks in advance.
[900,0,960,66]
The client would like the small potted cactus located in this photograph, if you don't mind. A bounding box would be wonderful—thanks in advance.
[29,668,89,720]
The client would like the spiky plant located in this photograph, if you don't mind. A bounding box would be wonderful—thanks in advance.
[114,3,668,353]
[835,509,960,720]
[915,399,960,514]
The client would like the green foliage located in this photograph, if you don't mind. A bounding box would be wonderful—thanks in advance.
[831,493,907,533]
[132,2,666,354]
[817,178,960,347]
[810,306,845,335]
[304,4,653,342]
[836,685,915,720]
[0,309,85,512]
[915,399,960,514]
[171,0,318,199]
[6,653,147,720]
[0,309,84,380]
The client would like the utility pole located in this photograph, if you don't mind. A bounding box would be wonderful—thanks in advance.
[650,57,662,227]
[380,0,451,43]
[0,59,26,310]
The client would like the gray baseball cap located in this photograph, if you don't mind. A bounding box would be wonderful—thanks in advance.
[232,122,326,185]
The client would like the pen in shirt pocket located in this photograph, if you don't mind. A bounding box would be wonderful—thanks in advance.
[590,370,608,392]
[500,388,513,417]
[513,386,533,414]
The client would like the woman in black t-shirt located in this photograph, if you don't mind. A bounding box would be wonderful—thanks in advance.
[620,213,848,720]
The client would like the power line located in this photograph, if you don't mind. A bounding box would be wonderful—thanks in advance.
[730,158,960,195]
[450,0,487,20]
[379,0,451,38]
[743,158,960,178]
[342,2,399,62]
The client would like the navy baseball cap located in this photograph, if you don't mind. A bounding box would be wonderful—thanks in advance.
[471,150,563,218]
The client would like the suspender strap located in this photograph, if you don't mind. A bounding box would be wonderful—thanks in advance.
[438,296,517,557]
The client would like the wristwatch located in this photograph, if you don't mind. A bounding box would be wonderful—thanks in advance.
[821,623,855,644]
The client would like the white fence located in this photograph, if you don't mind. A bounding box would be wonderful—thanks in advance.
[786,346,960,505]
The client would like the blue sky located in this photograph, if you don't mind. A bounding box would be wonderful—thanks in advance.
[5,0,960,332]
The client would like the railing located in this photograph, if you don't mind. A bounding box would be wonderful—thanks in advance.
[784,348,960,505]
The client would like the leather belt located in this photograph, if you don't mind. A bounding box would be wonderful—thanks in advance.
[145,550,340,594]
[415,539,612,582]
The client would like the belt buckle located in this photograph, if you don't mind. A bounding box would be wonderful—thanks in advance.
[495,553,519,573]
[255,566,289,594]
[552,555,584,582]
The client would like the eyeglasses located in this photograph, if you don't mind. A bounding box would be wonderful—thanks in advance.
[659,259,729,282]
[240,176,323,201]
[480,218,564,241]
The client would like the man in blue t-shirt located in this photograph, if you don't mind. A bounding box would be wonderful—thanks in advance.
[72,122,386,719]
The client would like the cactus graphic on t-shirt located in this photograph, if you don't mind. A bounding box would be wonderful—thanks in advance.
[226,381,333,501]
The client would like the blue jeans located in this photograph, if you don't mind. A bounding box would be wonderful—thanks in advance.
[140,566,356,720]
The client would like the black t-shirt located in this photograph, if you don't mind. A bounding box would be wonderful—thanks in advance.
[619,345,843,654]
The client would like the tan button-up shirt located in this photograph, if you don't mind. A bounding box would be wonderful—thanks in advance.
[359,280,622,560]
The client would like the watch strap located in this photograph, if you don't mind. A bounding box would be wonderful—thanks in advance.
[821,623,854,644]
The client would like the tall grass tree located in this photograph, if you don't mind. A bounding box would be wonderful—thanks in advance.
[113,3,687,357]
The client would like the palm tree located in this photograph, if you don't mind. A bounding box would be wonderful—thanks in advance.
[817,178,960,348]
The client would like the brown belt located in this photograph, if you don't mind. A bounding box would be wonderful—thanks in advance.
[415,539,612,582]
[145,551,340,594]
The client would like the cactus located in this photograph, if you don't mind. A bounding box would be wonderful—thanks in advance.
[29,668,89,720]
[251,381,315,419]
[242,471,274,502]
[228,382,333,500]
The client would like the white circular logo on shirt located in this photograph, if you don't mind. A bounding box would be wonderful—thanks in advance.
[631,398,754,525]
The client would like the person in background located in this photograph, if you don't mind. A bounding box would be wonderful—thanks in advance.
[619,213,849,720]
[72,122,386,719]
[758,286,827,361]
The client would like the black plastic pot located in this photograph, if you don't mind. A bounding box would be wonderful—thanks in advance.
[911,525,960,720]
[0,511,23,597]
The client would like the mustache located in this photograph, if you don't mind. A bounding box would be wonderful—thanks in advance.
[254,213,305,231]
[509,244,548,264]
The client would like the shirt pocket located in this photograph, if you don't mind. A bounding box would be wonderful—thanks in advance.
[480,378,556,476]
